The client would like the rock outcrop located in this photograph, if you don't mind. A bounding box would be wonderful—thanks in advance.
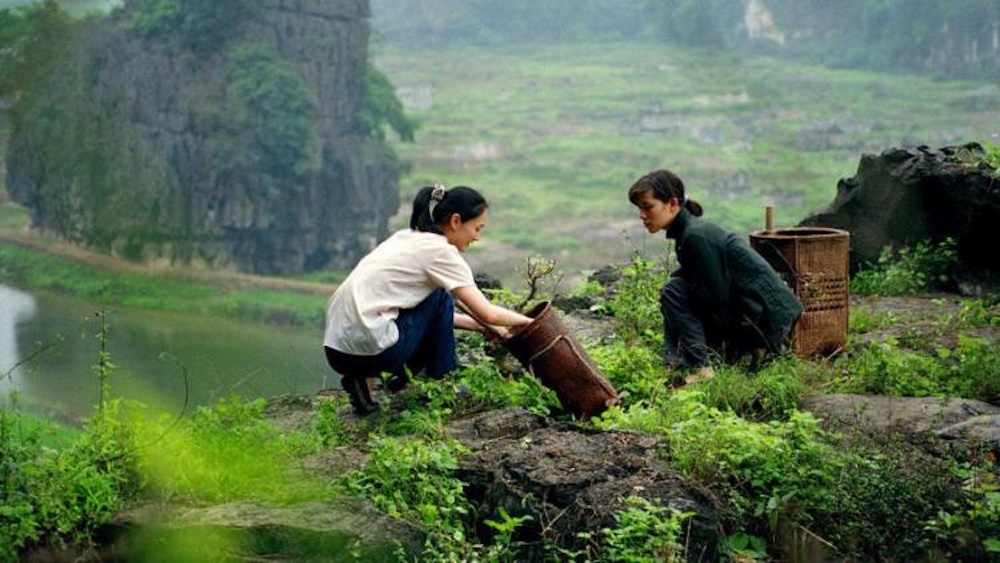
[801,143,1000,292]
[447,408,722,561]
[802,394,1000,462]
[5,0,399,274]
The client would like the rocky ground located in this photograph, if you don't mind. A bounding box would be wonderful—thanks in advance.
[245,291,1000,561]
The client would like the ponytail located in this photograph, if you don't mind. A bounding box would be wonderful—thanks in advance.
[410,184,489,233]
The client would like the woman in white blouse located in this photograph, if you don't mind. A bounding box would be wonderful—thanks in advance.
[323,185,533,415]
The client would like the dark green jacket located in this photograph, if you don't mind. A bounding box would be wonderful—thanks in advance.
[666,208,803,336]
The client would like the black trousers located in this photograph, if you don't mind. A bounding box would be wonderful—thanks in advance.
[659,277,791,370]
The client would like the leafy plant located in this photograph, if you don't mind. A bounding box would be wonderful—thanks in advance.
[589,341,667,409]
[925,452,999,557]
[832,337,947,397]
[606,253,671,346]
[832,334,1000,403]
[599,496,693,562]
[958,298,1000,328]
[359,63,418,143]
[850,238,959,296]
[598,391,842,531]
[345,436,472,555]
[721,532,767,561]
[312,394,351,447]
[0,322,140,558]
[481,506,535,562]
[129,0,265,53]
[700,357,806,422]
[955,140,1000,179]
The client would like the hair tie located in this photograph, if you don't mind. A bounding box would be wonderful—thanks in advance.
[428,183,446,220]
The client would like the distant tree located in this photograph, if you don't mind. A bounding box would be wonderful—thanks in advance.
[645,0,742,50]
[371,0,649,46]
[359,64,417,143]
[208,42,320,203]
[0,0,75,103]
[643,0,1000,78]
[128,0,264,53]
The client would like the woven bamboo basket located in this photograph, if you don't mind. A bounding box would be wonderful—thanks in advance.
[503,301,617,419]
[750,227,850,357]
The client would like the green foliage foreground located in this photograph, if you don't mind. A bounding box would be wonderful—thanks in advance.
[2,245,999,561]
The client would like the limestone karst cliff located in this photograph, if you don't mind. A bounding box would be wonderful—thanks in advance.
[5,0,401,274]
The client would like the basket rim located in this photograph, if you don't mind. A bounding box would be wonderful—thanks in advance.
[749,227,850,239]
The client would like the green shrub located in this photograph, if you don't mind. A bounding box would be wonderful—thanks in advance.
[850,238,958,296]
[606,254,671,347]
[833,335,1000,403]
[589,341,669,408]
[701,357,807,421]
[597,391,842,532]
[598,496,693,562]
[345,436,471,551]
[0,401,139,558]
[925,453,1000,558]
[832,337,947,397]
[312,394,351,448]
[945,335,1000,404]
[810,440,962,560]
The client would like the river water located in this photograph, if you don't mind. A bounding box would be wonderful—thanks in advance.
[0,283,330,423]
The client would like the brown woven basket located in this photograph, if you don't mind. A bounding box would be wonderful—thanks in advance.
[750,227,850,357]
[503,301,618,419]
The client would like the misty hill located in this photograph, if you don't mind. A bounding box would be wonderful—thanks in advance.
[371,0,1000,79]
[2,0,406,275]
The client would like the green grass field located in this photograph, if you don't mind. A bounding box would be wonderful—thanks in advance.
[375,42,999,285]
[0,0,120,16]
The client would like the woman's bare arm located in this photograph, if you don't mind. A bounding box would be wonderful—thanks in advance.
[453,312,482,332]
[452,285,533,327]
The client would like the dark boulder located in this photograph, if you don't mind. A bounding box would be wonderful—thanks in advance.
[800,143,1000,292]
[446,408,722,561]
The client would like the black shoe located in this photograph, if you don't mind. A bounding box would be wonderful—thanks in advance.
[342,376,378,415]
[386,371,409,392]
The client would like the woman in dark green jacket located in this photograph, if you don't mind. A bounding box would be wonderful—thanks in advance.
[628,169,803,385]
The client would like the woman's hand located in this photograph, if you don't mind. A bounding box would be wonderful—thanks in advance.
[454,310,505,342]
[452,285,532,328]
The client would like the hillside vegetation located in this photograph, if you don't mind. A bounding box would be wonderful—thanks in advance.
[374,42,999,285]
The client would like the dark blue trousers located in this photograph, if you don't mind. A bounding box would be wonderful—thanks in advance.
[324,288,458,380]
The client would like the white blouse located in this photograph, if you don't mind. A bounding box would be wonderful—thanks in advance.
[323,229,475,355]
